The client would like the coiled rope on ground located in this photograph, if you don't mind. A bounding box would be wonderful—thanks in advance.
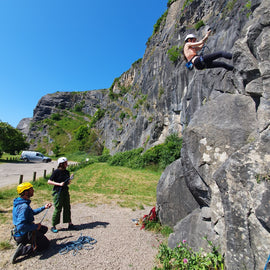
[59,234,97,256]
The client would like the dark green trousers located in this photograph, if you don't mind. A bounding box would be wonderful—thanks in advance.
[52,190,71,226]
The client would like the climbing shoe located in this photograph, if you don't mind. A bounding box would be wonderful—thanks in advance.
[11,243,23,264]
[51,226,58,233]
[68,224,77,230]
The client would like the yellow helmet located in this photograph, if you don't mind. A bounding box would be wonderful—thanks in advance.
[17,182,33,194]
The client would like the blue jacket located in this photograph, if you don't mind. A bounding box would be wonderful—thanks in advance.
[12,197,45,237]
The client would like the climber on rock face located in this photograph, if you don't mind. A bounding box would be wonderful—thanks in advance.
[183,29,234,71]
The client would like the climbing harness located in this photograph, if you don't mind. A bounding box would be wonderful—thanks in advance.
[185,61,194,70]
[59,234,97,256]
[264,254,270,270]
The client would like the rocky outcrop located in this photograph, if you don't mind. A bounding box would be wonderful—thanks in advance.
[16,118,32,134]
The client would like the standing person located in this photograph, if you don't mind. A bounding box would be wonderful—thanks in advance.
[48,157,76,233]
[183,29,234,71]
[12,182,52,264]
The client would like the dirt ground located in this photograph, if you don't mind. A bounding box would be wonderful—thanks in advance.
[0,204,162,270]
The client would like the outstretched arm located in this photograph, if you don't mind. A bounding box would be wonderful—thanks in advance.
[187,29,211,49]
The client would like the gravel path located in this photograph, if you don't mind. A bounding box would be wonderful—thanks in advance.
[1,204,162,270]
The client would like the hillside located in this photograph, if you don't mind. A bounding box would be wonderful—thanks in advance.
[17,0,270,268]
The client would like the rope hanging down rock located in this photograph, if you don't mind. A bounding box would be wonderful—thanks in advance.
[59,234,97,256]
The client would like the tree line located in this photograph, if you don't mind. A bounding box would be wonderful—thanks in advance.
[0,121,29,157]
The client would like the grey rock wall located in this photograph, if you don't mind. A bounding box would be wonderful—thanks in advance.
[156,0,270,269]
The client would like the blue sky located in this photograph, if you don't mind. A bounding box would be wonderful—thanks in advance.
[0,0,167,128]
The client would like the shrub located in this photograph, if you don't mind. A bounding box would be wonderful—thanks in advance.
[195,20,205,30]
[109,148,144,167]
[51,113,61,121]
[168,46,181,63]
[154,238,224,270]
[109,133,182,170]
[153,10,168,35]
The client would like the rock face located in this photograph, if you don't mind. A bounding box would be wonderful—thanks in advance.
[155,0,270,269]
[18,0,270,268]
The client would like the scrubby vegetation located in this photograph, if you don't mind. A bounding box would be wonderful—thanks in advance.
[154,238,224,270]
[108,133,182,170]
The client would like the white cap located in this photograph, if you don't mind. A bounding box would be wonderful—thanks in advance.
[58,157,68,164]
[185,34,196,42]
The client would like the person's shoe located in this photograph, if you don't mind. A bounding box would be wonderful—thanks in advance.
[11,243,23,264]
[51,226,58,233]
[67,224,77,230]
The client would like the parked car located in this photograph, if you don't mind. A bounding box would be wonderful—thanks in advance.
[21,151,52,163]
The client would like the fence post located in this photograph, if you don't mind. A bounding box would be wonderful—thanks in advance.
[19,175,23,184]
[43,170,46,178]
[52,168,54,174]
[33,172,37,182]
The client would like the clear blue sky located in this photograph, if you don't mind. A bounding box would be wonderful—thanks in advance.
[0,0,167,128]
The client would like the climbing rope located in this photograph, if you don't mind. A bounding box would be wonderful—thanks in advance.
[59,234,97,256]
[39,207,49,224]
[264,254,270,270]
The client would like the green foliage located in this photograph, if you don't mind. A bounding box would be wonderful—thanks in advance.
[32,109,104,156]
[144,133,182,169]
[109,134,182,170]
[167,46,182,63]
[0,121,29,155]
[256,173,270,184]
[90,109,105,128]
[153,10,168,35]
[75,125,89,141]
[74,101,85,112]
[154,238,224,270]
[132,58,142,68]
[51,113,61,121]
[0,240,13,250]
[194,20,205,30]
[109,148,144,167]
[225,0,237,12]
[143,219,173,237]
[119,112,126,121]
[53,144,61,157]
[244,0,252,18]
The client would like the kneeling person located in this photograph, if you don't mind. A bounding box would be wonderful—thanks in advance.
[12,182,52,263]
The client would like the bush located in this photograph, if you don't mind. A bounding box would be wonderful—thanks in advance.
[194,20,205,30]
[143,133,182,169]
[168,46,182,63]
[109,148,144,167]
[109,134,182,170]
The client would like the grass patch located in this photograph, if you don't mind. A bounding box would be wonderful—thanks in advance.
[0,240,13,250]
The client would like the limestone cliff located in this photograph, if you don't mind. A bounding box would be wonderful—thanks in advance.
[17,0,270,267]
[155,0,270,269]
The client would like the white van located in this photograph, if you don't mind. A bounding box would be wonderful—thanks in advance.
[21,151,52,163]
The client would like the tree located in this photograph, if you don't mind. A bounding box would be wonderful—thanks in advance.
[0,121,29,155]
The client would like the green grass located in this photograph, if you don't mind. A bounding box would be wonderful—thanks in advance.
[0,240,13,250]
[0,153,21,164]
